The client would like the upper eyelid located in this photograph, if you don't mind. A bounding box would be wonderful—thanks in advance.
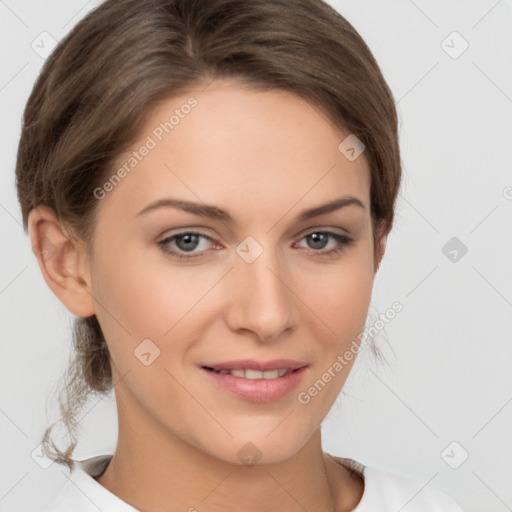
[160,226,348,239]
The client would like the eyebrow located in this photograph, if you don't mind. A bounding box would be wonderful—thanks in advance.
[136,195,365,223]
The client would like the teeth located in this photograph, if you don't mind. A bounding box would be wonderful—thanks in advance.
[213,368,291,379]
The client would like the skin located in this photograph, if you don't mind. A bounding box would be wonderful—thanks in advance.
[29,78,387,512]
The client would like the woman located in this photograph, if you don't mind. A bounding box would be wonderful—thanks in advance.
[16,0,465,510]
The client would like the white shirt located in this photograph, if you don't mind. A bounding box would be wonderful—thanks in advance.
[42,454,465,512]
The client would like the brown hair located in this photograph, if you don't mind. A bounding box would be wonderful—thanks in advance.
[15,0,401,470]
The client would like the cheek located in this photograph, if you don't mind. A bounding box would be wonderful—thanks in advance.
[90,241,216,366]
[91,240,176,331]
[89,241,166,357]
[295,254,374,417]
[301,247,375,343]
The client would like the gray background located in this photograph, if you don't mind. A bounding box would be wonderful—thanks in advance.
[1,1,511,511]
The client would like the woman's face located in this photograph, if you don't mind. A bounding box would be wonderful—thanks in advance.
[86,78,383,464]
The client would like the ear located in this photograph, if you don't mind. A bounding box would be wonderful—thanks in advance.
[373,219,388,274]
[28,205,96,317]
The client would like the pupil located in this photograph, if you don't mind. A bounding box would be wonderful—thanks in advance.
[176,234,199,252]
[308,232,327,250]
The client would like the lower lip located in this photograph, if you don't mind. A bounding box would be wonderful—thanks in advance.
[201,366,308,403]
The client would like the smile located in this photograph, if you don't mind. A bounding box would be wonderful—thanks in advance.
[201,365,308,402]
[203,367,293,379]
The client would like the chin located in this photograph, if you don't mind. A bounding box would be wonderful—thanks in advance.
[198,429,310,467]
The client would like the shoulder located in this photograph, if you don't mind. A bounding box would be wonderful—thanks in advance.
[41,455,139,512]
[359,465,465,511]
[331,456,465,512]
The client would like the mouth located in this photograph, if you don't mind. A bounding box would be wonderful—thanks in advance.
[200,361,309,402]
[202,366,298,379]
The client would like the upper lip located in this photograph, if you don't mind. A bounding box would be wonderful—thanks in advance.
[201,359,308,371]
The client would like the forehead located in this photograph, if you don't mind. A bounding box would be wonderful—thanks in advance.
[98,78,370,224]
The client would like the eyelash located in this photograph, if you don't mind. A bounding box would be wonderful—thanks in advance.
[156,230,354,261]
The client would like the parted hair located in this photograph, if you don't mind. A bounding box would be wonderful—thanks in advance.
[15,0,401,470]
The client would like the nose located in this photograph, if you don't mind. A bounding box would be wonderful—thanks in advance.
[224,244,298,342]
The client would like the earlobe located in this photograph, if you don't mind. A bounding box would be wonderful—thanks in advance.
[28,205,96,317]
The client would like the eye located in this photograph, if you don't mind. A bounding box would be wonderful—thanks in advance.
[295,231,354,257]
[157,230,354,261]
[157,232,218,260]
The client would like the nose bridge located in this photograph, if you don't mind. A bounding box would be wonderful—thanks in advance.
[226,238,297,340]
